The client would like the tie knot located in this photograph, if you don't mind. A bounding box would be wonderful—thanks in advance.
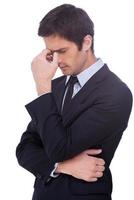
[68,76,78,86]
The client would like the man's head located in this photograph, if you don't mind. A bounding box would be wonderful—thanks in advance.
[38,4,96,75]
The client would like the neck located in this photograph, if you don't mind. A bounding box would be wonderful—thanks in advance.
[84,53,97,70]
[76,52,97,75]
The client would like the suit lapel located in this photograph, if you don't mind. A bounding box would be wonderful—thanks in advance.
[53,65,109,127]
[52,75,66,114]
[61,75,98,126]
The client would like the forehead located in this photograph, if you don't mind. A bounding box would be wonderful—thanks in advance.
[43,35,76,51]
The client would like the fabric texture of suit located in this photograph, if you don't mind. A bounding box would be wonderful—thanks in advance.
[16,64,132,200]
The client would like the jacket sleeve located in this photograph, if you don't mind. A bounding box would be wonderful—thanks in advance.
[16,120,55,181]
[25,91,132,163]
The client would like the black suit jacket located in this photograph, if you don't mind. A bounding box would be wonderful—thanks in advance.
[16,64,132,200]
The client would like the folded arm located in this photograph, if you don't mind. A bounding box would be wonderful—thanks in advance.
[16,93,108,182]
[25,92,128,163]
[16,120,105,182]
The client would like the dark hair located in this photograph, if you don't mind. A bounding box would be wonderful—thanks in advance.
[38,4,94,52]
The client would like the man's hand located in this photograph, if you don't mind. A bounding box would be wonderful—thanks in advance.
[31,49,58,96]
[56,149,105,182]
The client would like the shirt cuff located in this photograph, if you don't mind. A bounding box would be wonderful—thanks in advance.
[50,163,60,178]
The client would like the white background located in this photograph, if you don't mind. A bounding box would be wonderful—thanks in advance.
[0,0,134,199]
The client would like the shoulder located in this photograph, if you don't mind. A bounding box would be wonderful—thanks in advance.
[100,67,133,112]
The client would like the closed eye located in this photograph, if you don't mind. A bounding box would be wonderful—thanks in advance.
[59,50,66,54]
[49,48,68,54]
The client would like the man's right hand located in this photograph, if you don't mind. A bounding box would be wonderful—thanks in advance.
[55,149,105,182]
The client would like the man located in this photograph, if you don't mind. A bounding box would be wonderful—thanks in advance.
[16,4,132,200]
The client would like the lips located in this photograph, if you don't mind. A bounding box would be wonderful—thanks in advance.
[59,64,68,68]
[61,66,67,69]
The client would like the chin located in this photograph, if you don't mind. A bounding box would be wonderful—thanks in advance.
[62,72,70,76]
[61,69,71,76]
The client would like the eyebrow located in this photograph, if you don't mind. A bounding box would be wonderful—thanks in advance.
[48,47,68,53]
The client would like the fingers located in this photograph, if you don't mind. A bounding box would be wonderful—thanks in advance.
[40,50,58,66]
[85,170,104,182]
[85,173,103,182]
[32,49,50,62]
[84,149,105,166]
[91,171,103,180]
[35,49,58,65]
[96,158,105,166]
[46,53,53,62]
[89,178,98,182]
[94,171,103,178]
[41,49,51,56]
[96,165,105,172]
[85,149,102,155]
[38,49,51,61]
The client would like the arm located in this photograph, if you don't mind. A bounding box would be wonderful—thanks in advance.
[16,121,105,182]
[16,120,105,183]
[25,90,129,163]
[56,149,105,182]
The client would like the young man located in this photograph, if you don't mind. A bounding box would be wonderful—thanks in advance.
[16,4,132,200]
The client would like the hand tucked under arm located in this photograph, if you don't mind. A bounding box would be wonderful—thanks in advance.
[55,149,105,182]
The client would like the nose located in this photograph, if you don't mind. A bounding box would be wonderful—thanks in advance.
[57,56,62,67]
[57,53,62,61]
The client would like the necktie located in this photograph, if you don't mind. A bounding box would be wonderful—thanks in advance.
[62,76,78,115]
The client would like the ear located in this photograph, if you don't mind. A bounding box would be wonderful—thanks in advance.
[82,35,92,51]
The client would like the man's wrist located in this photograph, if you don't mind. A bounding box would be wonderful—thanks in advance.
[56,161,72,176]
[36,80,52,96]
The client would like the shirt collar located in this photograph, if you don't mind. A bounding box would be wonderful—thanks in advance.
[65,58,104,87]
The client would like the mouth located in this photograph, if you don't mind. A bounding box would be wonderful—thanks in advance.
[60,66,67,69]
[59,63,68,68]
[59,66,68,70]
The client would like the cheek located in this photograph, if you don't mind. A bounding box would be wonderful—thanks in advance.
[67,51,79,64]
[60,53,73,66]
[71,52,83,66]
[63,50,83,68]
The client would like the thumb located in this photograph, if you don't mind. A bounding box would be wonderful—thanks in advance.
[84,149,102,155]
